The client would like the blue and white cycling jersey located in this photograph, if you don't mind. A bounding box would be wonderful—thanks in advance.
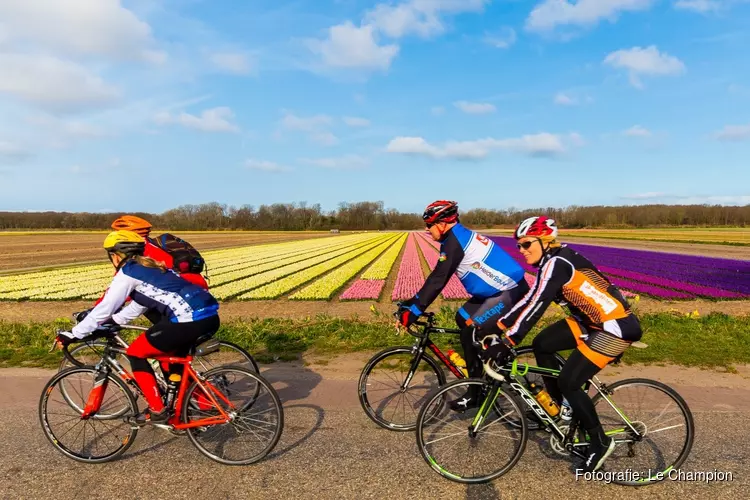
[450,223,525,297]
[410,223,525,315]
[71,260,219,338]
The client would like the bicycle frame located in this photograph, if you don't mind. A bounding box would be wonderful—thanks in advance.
[401,315,466,389]
[86,340,236,429]
[472,357,644,459]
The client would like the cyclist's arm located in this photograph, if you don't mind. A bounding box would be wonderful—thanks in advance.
[112,301,148,326]
[497,257,573,344]
[412,236,464,314]
[71,271,137,338]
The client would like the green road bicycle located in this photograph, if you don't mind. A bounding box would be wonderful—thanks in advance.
[416,350,694,485]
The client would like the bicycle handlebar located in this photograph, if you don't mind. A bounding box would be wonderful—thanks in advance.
[483,360,506,382]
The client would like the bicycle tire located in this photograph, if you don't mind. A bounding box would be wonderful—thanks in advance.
[358,346,446,431]
[39,367,139,464]
[182,365,283,465]
[591,378,695,486]
[416,378,528,484]
[194,340,260,374]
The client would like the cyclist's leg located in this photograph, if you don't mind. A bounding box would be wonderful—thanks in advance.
[560,316,641,472]
[456,297,485,378]
[532,319,579,404]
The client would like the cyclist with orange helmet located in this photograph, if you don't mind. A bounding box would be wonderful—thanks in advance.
[481,216,643,473]
[397,200,529,411]
[109,215,208,289]
[58,230,220,425]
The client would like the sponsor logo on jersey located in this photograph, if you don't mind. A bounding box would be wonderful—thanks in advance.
[476,234,489,245]
[471,262,512,287]
[579,281,618,314]
[473,302,505,324]
[439,252,447,262]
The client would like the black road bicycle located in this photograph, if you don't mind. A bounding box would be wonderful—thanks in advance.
[415,347,695,485]
[358,312,564,431]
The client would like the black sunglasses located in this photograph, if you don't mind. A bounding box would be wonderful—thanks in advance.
[516,240,536,250]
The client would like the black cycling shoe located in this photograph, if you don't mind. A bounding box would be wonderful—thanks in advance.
[129,408,170,426]
[448,384,484,412]
[581,436,616,472]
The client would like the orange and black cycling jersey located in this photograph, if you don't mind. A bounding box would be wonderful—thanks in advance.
[498,245,634,344]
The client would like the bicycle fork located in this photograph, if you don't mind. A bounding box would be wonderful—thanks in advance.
[81,367,111,419]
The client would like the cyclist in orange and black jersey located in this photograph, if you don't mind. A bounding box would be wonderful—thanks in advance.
[481,216,642,474]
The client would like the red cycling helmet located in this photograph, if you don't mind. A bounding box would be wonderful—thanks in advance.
[514,216,558,239]
[423,200,459,227]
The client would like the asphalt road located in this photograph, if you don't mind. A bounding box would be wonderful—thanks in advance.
[2,362,747,500]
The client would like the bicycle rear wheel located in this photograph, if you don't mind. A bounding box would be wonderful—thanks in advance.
[416,379,528,484]
[192,340,260,373]
[592,378,695,485]
[358,346,446,431]
[182,365,283,465]
[39,367,139,463]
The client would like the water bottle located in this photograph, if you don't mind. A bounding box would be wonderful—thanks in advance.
[447,349,469,377]
[163,373,182,408]
[529,383,560,417]
[560,397,573,421]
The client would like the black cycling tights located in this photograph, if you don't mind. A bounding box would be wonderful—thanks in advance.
[532,320,602,432]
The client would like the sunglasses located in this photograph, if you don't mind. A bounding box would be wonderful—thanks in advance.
[516,241,536,250]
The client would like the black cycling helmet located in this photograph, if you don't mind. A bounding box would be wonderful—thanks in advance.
[423,200,459,227]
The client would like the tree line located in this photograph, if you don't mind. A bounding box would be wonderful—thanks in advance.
[0,201,748,230]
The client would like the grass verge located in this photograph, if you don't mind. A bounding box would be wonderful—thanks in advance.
[0,307,748,369]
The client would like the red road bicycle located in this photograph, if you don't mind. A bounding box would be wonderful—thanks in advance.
[39,326,283,465]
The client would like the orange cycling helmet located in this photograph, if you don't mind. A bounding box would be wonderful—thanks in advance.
[111,215,152,238]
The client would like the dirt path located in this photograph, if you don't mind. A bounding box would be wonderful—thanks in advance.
[2,357,747,499]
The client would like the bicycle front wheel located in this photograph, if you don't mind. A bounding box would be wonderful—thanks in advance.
[358,346,446,431]
[182,365,283,465]
[416,379,528,484]
[592,378,695,485]
[39,367,139,464]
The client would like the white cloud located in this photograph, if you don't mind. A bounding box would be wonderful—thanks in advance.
[431,106,446,116]
[453,101,496,114]
[674,0,721,13]
[154,107,240,133]
[26,114,107,140]
[280,112,333,132]
[386,133,569,160]
[343,116,371,127]
[568,132,586,146]
[0,0,165,63]
[714,123,750,141]
[245,159,291,172]
[307,22,399,70]
[623,125,652,137]
[621,192,667,200]
[365,0,489,39]
[603,46,686,89]
[309,1,489,70]
[621,193,750,205]
[0,54,120,112]
[301,155,370,169]
[484,27,517,49]
[279,112,338,145]
[554,92,578,105]
[0,141,31,163]
[526,0,656,32]
[209,52,253,74]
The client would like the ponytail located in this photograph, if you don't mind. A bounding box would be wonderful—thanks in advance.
[133,255,169,272]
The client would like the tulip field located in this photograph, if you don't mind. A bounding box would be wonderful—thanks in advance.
[0,231,748,304]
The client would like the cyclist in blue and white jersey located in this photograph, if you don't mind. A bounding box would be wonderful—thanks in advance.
[397,200,529,411]
[56,230,220,425]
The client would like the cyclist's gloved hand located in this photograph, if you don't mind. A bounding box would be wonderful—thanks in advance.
[56,331,79,346]
[395,299,421,328]
[479,335,514,364]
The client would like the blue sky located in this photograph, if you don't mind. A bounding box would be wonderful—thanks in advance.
[1,0,749,214]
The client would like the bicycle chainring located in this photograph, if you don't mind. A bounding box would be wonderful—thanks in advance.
[550,425,571,456]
